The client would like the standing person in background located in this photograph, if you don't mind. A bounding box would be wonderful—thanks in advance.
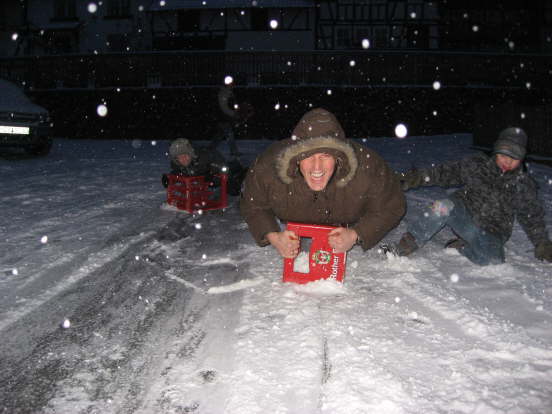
[240,108,405,258]
[210,79,253,159]
[390,127,552,265]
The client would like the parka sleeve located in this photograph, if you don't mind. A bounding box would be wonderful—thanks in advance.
[352,155,406,250]
[515,176,550,247]
[406,154,483,189]
[239,159,282,246]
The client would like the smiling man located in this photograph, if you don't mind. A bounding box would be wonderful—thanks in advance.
[240,108,405,258]
[392,127,552,265]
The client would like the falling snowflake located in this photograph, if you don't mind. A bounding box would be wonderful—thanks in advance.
[41,235,48,244]
[394,123,408,139]
[97,104,108,117]
[88,3,98,13]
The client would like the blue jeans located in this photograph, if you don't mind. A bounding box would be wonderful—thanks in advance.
[408,197,505,266]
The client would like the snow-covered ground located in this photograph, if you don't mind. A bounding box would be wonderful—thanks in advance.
[1,134,552,414]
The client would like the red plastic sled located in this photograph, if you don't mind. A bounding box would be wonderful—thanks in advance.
[165,173,228,213]
[283,222,347,284]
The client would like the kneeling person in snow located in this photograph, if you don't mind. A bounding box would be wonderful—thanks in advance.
[393,127,552,265]
[166,138,245,196]
[239,108,405,258]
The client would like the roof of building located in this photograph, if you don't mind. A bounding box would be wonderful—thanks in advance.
[148,0,314,11]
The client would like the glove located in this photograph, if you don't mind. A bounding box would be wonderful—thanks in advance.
[535,240,552,262]
[398,170,425,191]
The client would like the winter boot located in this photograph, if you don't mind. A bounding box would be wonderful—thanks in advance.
[394,232,419,256]
[381,232,419,257]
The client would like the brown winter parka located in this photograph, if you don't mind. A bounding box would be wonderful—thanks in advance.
[239,108,406,250]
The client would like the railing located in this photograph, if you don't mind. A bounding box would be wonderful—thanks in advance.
[1,50,550,92]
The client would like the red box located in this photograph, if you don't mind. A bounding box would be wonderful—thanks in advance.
[283,222,347,284]
[166,173,228,213]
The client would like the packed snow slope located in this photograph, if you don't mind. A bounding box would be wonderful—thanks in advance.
[1,135,551,414]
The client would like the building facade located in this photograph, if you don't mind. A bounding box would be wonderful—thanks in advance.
[1,1,550,149]
[2,0,550,57]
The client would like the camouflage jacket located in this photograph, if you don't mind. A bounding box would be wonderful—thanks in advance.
[404,153,549,247]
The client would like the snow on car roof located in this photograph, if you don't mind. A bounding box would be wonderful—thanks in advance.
[0,79,48,114]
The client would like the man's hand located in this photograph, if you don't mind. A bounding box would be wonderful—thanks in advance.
[328,227,358,253]
[267,230,300,258]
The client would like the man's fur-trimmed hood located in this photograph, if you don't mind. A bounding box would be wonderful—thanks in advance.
[276,108,358,187]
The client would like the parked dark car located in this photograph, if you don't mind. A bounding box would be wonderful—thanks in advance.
[0,79,52,155]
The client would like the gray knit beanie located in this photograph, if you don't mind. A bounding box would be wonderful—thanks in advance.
[493,127,527,160]
[169,138,196,160]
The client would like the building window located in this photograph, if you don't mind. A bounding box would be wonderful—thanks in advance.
[106,0,131,18]
[355,27,370,47]
[371,4,386,21]
[53,0,76,20]
[406,4,423,19]
[0,8,6,29]
[336,27,351,48]
[406,25,428,49]
[45,31,75,54]
[543,29,552,51]
[251,8,269,30]
[107,33,128,51]
[374,27,388,48]
[178,10,200,32]
[545,6,552,25]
